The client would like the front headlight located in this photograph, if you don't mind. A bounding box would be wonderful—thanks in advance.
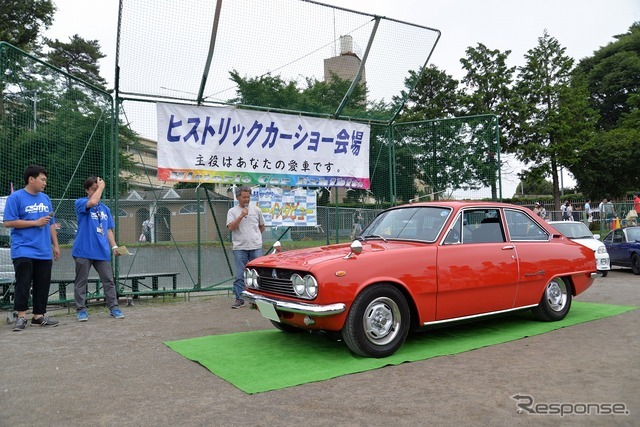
[291,273,318,299]
[597,246,607,254]
[291,274,305,296]
[304,275,318,298]
[244,268,259,288]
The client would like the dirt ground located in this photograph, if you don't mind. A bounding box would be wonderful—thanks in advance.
[0,269,638,427]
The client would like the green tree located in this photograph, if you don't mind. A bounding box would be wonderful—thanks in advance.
[509,30,595,210]
[565,23,640,199]
[459,44,515,199]
[392,66,461,201]
[394,65,461,122]
[45,34,108,90]
[228,70,301,111]
[460,43,515,117]
[572,92,640,199]
[0,0,55,51]
[516,170,554,197]
[576,22,640,130]
[571,127,640,200]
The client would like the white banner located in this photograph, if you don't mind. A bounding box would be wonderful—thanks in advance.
[157,103,370,188]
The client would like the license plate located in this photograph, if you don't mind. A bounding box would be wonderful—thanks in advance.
[256,300,280,322]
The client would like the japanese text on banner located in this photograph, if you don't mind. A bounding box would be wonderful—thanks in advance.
[156,103,370,189]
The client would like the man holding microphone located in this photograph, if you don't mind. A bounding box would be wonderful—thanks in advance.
[226,185,265,309]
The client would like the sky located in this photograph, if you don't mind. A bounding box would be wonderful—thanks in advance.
[43,0,640,197]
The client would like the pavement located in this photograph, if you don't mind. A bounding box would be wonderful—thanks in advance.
[0,269,638,427]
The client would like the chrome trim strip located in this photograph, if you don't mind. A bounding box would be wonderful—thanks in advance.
[242,290,346,317]
[423,304,538,326]
[591,272,603,279]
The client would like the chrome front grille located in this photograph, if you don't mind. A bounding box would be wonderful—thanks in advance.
[254,267,298,297]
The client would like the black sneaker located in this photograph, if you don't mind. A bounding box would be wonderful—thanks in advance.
[12,317,27,332]
[231,299,245,309]
[31,316,59,327]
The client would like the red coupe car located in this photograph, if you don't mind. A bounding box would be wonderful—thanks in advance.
[243,202,599,358]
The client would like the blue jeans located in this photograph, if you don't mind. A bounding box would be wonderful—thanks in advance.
[232,249,263,300]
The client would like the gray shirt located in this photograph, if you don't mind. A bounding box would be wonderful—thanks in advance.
[226,204,265,250]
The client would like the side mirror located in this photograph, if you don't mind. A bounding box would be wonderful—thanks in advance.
[343,240,363,259]
[593,234,600,240]
[267,241,282,255]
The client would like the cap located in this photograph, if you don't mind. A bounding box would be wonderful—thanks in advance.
[535,202,540,205]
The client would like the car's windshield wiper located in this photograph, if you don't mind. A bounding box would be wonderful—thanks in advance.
[362,234,388,242]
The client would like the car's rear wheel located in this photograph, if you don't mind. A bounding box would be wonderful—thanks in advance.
[631,254,640,275]
[342,284,410,358]
[270,320,305,333]
[531,277,572,321]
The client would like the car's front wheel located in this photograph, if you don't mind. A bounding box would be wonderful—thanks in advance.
[631,254,640,275]
[598,270,608,277]
[342,284,410,358]
[531,277,572,321]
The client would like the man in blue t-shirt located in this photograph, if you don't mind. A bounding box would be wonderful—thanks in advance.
[3,165,61,331]
[72,176,124,322]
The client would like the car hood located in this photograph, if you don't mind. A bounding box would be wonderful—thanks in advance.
[251,240,422,270]
[570,237,605,252]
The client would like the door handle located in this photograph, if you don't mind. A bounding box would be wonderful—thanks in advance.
[502,245,515,250]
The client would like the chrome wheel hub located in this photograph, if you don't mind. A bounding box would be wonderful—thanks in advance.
[363,297,401,345]
[546,280,567,311]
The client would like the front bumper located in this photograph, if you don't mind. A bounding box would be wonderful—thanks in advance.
[242,290,346,317]
[596,253,610,271]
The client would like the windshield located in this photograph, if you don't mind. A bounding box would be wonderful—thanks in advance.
[363,206,451,242]
[551,222,593,239]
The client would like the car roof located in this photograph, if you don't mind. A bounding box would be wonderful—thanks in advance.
[397,201,527,209]
[548,221,587,225]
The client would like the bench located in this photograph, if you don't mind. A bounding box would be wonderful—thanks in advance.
[2,273,181,308]
[117,272,180,297]
[1,277,14,307]
[51,277,102,302]
[1,277,103,308]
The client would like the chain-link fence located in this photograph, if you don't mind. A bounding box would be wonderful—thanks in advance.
[1,1,505,308]
[0,43,237,308]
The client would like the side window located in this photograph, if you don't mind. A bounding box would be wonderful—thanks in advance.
[462,209,505,244]
[444,215,462,244]
[505,209,548,241]
[613,230,625,244]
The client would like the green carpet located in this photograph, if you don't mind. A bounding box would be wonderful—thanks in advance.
[165,301,636,394]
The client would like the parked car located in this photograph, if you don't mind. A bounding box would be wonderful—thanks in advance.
[0,247,13,279]
[548,221,610,277]
[243,202,599,358]
[603,226,640,274]
[0,196,9,248]
[55,218,78,244]
[0,222,10,248]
